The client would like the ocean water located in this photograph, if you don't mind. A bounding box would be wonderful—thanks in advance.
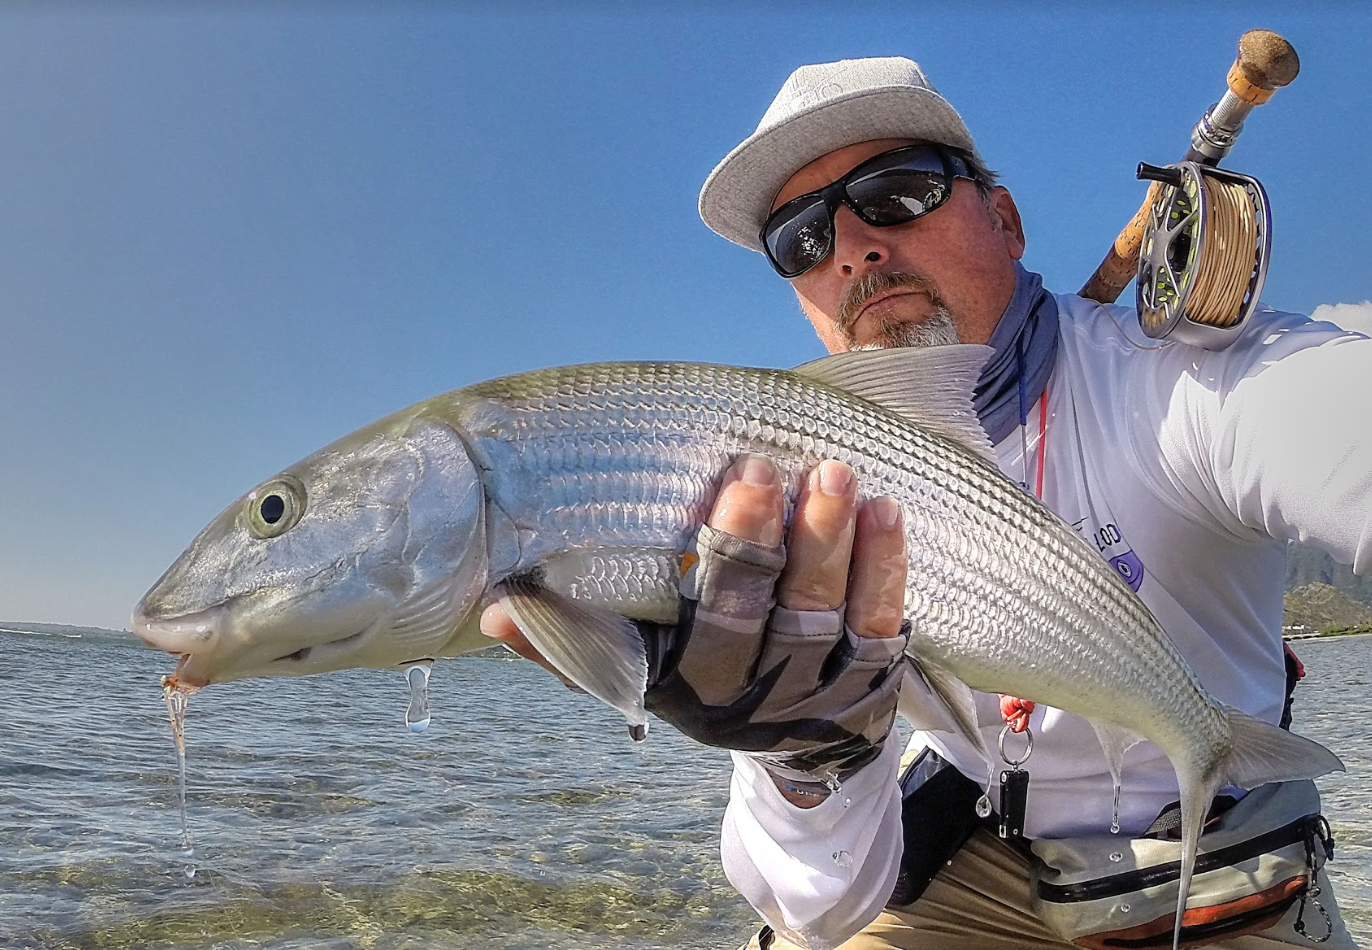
[1,630,1368,949]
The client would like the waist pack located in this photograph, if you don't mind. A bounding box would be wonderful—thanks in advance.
[1029,780,1335,949]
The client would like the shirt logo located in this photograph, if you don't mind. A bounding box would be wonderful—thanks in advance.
[1072,518,1146,593]
[1109,550,1145,592]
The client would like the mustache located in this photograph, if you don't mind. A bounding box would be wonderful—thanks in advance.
[835,271,948,331]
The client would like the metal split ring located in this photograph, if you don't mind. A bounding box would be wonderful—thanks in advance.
[998,723,1033,767]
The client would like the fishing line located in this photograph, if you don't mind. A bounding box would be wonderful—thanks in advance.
[1187,175,1259,327]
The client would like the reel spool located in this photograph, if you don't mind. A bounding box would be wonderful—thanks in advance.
[1135,161,1271,349]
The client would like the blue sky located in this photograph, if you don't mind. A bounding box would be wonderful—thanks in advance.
[2,4,1369,630]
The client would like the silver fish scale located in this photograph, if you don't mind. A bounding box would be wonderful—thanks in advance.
[460,362,1226,747]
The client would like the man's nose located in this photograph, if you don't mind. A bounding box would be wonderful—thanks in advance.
[830,206,891,275]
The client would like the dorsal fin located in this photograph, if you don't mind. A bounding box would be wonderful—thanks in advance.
[791,344,997,464]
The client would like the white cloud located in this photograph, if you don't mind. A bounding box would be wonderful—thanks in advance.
[1309,301,1372,337]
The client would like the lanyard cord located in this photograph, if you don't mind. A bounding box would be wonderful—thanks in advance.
[1017,331,1029,491]
[1002,338,1048,736]
[1002,336,1050,736]
[1015,333,1048,499]
[1035,384,1047,499]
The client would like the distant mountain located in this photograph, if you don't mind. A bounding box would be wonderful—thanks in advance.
[0,620,132,640]
[1284,542,1372,635]
[1286,542,1372,607]
[1283,582,1372,637]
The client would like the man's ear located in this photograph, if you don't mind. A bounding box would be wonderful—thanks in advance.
[988,187,1026,261]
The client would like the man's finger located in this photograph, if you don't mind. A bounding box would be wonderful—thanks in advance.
[999,695,1035,734]
[708,454,784,546]
[776,459,858,611]
[844,497,907,638]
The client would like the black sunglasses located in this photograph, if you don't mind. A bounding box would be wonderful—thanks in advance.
[760,144,973,278]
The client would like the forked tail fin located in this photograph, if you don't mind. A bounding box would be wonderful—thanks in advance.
[1171,705,1343,950]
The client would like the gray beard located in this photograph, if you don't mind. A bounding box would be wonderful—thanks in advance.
[850,309,962,350]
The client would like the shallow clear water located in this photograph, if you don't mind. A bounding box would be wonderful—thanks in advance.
[0,630,1367,949]
[0,630,750,949]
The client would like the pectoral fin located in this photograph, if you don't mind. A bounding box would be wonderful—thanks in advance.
[896,665,960,734]
[495,578,649,738]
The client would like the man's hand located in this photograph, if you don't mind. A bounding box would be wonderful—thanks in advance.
[480,454,910,795]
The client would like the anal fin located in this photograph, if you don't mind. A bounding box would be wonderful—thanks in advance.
[1089,720,1145,834]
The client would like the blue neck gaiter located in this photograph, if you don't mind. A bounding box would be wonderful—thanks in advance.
[974,263,1059,445]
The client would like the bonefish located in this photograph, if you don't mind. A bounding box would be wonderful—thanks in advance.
[133,344,1342,945]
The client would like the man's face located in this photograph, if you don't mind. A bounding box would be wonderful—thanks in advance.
[771,138,1026,353]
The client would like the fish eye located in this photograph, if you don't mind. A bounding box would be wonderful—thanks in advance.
[246,476,306,539]
[260,494,286,524]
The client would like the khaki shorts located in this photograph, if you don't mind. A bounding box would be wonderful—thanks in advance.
[742,827,1358,950]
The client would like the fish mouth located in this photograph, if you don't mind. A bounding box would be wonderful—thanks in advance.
[134,604,378,683]
[132,606,225,689]
[164,654,206,690]
[150,624,378,689]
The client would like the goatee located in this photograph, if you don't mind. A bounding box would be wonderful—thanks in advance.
[851,310,961,350]
[837,271,962,350]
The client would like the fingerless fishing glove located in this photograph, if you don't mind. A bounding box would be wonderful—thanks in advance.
[643,523,909,780]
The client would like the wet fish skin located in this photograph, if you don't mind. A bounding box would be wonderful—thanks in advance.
[135,411,495,682]
[132,346,1341,947]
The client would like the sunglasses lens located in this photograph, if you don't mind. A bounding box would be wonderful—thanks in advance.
[760,147,959,278]
[763,195,833,278]
[846,152,952,225]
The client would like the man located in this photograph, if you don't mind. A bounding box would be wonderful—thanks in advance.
[486,56,1367,948]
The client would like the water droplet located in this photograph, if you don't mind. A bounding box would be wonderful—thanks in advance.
[842,796,852,809]
[1109,851,1123,863]
[628,723,647,742]
[1120,902,1131,913]
[404,663,432,733]
[832,850,853,868]
[975,794,993,819]
[1110,817,1121,834]
[1111,782,1122,835]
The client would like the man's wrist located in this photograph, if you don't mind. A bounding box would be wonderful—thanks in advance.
[756,741,883,808]
[771,774,832,808]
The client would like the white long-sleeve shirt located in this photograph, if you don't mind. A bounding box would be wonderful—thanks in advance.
[721,295,1372,948]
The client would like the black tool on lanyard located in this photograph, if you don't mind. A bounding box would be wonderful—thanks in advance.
[998,723,1033,841]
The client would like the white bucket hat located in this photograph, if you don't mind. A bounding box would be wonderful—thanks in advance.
[699,56,979,253]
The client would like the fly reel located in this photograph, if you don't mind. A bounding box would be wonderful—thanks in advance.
[1135,161,1272,349]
